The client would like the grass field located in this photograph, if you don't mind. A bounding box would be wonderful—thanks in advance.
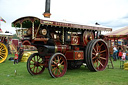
[0,54,128,85]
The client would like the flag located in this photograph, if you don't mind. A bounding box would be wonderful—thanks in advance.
[0,17,6,23]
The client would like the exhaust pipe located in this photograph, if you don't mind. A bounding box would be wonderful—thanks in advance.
[43,0,51,18]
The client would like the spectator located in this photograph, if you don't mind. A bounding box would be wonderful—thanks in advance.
[126,48,128,60]
[118,50,122,60]
[14,52,18,65]
[122,51,126,61]
[113,45,118,61]
[109,44,113,58]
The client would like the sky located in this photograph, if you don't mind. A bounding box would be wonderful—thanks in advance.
[0,0,128,34]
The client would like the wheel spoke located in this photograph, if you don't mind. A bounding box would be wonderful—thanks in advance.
[34,56,36,62]
[58,69,61,75]
[31,59,36,63]
[92,52,96,56]
[30,66,34,69]
[30,65,35,72]
[57,56,60,63]
[1,53,6,55]
[100,50,106,53]
[51,64,56,67]
[93,59,99,68]
[54,58,56,62]
[60,61,64,65]
[37,67,41,72]
[39,65,43,69]
[36,67,38,73]
[52,67,57,72]
[97,43,103,52]
[33,66,36,72]
[93,48,97,53]
[99,57,106,60]
[53,68,57,75]
[30,63,34,65]
[96,43,99,52]
[52,61,57,65]
[60,65,64,70]
[37,56,40,61]
[98,60,104,67]
[36,56,38,61]
[57,69,59,75]
[0,56,3,59]
[93,59,97,64]
[99,43,104,48]
[92,56,97,60]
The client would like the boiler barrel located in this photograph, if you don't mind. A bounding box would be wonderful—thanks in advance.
[40,45,70,55]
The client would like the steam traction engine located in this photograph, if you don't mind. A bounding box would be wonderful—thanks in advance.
[0,33,13,63]
[0,36,8,63]
[12,16,112,78]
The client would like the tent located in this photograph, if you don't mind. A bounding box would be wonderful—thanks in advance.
[105,26,128,39]
[104,26,128,46]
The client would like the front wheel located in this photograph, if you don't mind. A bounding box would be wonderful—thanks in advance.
[27,53,45,75]
[48,53,67,78]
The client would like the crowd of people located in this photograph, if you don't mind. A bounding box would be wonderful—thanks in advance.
[109,44,128,61]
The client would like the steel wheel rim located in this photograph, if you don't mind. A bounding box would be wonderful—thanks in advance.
[91,40,108,71]
[48,53,67,78]
[27,53,45,75]
[0,42,8,63]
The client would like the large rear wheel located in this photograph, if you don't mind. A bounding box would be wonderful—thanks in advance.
[85,39,109,71]
[27,53,45,75]
[0,42,8,63]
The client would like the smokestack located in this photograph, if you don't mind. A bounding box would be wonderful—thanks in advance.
[43,0,51,18]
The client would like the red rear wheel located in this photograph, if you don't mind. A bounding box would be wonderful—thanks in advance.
[85,39,109,71]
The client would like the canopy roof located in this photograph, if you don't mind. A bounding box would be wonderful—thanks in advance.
[105,26,128,39]
[12,16,112,31]
[0,33,13,37]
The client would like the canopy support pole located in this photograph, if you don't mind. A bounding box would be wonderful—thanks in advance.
[32,22,34,39]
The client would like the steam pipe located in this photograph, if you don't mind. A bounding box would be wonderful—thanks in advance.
[43,0,51,18]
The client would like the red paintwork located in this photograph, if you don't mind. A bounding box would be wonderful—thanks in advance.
[43,55,51,68]
[65,51,84,60]
[83,31,94,46]
[55,45,69,53]
[22,40,31,45]
[71,36,80,45]
[12,39,19,47]
[65,51,74,60]
[74,51,84,60]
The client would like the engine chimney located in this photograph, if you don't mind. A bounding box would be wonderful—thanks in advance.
[43,0,51,18]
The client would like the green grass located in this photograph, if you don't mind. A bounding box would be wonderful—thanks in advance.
[0,55,128,85]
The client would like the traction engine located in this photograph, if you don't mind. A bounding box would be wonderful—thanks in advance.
[12,16,112,78]
[0,33,13,63]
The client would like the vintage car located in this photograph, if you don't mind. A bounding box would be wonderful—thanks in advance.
[12,16,112,78]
